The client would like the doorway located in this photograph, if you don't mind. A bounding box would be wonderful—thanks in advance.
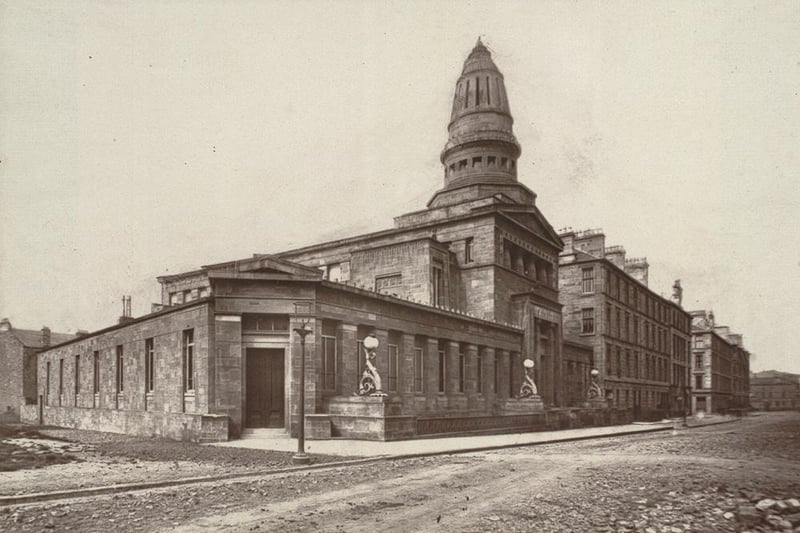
[245,348,285,428]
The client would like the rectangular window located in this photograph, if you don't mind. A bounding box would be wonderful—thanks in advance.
[93,351,100,394]
[145,338,155,393]
[581,308,595,334]
[581,267,594,293]
[458,352,465,393]
[695,354,703,370]
[75,355,80,395]
[695,375,703,390]
[438,349,446,393]
[321,334,337,390]
[115,346,124,393]
[46,361,51,405]
[413,347,424,393]
[242,314,290,332]
[375,274,402,295]
[432,265,445,306]
[169,292,181,305]
[387,344,399,392]
[464,238,474,264]
[58,359,64,401]
[183,329,194,392]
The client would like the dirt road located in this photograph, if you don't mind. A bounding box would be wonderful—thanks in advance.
[2,412,799,532]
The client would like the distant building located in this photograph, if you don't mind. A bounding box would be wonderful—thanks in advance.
[750,370,799,411]
[0,318,75,421]
[29,41,605,442]
[558,229,691,420]
[689,310,750,414]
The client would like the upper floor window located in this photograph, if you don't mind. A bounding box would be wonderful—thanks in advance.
[432,264,445,306]
[581,308,595,334]
[242,314,290,332]
[581,267,595,293]
[464,238,474,264]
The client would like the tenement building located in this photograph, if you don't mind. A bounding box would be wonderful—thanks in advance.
[0,319,75,422]
[558,229,691,419]
[689,310,750,414]
[30,40,592,442]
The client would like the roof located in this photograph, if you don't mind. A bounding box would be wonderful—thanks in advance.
[4,327,75,348]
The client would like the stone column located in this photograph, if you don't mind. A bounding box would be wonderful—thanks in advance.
[465,343,479,409]
[513,251,525,274]
[482,346,496,406]
[425,337,439,410]
[337,323,357,396]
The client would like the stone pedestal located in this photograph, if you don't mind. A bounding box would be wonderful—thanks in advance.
[496,396,545,414]
[583,398,609,409]
[316,396,415,441]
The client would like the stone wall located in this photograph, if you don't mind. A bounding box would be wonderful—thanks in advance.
[0,332,24,420]
[35,302,215,440]
[20,404,228,442]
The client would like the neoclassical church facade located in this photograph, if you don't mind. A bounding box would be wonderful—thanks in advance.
[30,41,602,441]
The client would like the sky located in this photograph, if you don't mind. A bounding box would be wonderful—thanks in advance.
[1,1,798,373]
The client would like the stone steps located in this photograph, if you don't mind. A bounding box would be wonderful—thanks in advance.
[239,428,288,440]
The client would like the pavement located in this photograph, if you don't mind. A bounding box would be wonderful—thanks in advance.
[211,414,738,458]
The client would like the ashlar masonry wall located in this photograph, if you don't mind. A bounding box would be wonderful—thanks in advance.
[31,301,227,441]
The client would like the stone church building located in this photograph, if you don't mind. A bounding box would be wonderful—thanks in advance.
[30,41,604,441]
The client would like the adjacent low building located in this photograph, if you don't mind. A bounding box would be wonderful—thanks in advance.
[750,370,799,411]
[558,229,691,420]
[689,310,750,414]
[0,318,75,422]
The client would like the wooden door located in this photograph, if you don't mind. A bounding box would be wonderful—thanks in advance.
[245,348,285,428]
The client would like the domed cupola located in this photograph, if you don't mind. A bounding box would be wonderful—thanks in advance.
[440,38,522,191]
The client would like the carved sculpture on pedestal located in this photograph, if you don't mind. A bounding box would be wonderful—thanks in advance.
[519,358,538,398]
[357,333,387,397]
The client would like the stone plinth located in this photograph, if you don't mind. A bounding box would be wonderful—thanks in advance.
[321,396,415,441]
[583,398,609,409]
[496,396,544,414]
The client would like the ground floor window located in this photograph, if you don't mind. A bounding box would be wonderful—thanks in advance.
[321,334,336,390]
[387,343,398,392]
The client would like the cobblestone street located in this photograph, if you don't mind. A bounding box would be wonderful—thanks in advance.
[1,412,799,532]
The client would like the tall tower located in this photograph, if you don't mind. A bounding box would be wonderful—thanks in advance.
[429,38,535,208]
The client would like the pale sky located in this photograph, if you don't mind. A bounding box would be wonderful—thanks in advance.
[1,1,798,373]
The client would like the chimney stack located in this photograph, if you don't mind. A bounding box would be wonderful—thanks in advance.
[118,296,134,324]
[41,326,51,347]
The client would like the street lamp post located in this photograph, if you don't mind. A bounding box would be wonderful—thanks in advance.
[292,321,312,465]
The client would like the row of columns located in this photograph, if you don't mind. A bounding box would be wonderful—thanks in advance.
[327,321,521,411]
